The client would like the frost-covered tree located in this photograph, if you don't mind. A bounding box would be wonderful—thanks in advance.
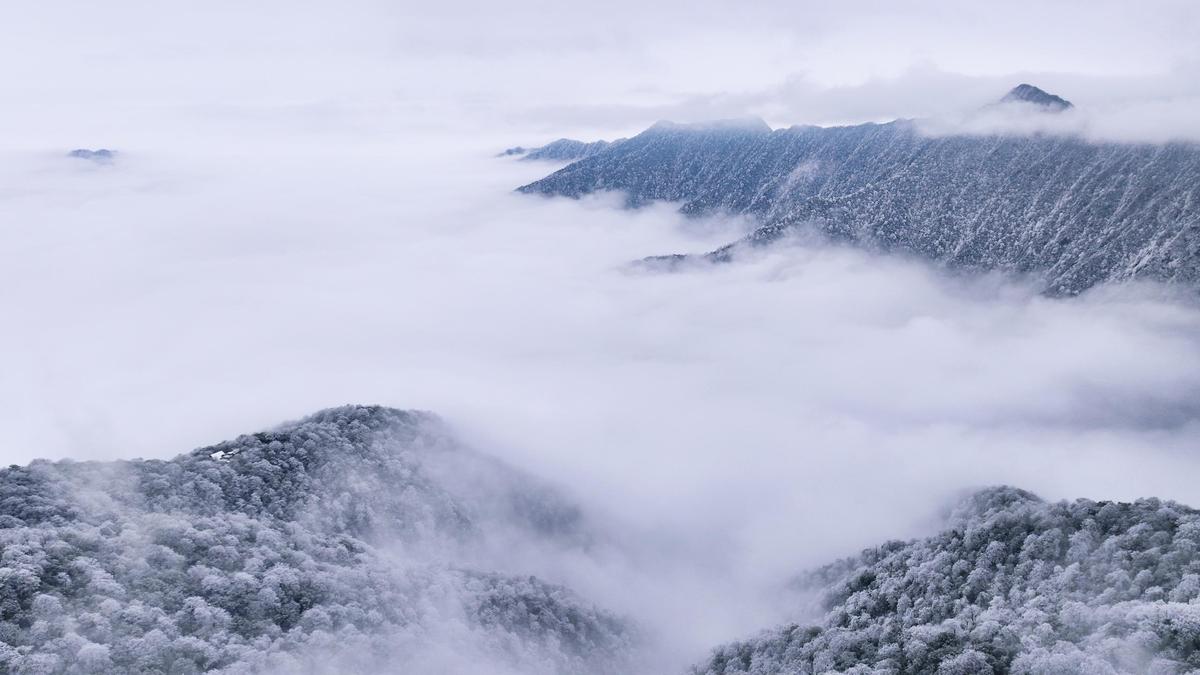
[695,487,1200,675]
[0,405,632,674]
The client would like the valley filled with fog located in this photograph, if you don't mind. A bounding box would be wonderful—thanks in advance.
[4,130,1200,671]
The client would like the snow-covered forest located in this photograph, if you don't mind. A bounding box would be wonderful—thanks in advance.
[7,408,1200,673]
[698,487,1200,674]
[0,406,632,674]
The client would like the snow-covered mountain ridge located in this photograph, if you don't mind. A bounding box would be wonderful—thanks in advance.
[519,87,1200,294]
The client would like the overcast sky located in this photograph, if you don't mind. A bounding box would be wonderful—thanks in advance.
[4,0,1200,146]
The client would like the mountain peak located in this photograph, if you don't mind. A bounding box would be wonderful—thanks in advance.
[1000,83,1073,111]
[68,148,116,163]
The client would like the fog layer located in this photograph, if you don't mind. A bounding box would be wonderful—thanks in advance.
[3,134,1200,668]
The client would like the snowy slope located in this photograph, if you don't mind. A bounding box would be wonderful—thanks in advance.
[695,487,1200,674]
[521,138,621,162]
[0,406,632,674]
[519,114,1200,294]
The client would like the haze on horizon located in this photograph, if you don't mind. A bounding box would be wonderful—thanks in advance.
[4,0,1200,146]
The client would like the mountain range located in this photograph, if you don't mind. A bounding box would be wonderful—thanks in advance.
[518,86,1200,294]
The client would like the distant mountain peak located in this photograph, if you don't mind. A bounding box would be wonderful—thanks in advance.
[68,148,116,162]
[1000,83,1073,111]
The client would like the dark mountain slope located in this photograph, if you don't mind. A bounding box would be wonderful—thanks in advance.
[519,110,1200,294]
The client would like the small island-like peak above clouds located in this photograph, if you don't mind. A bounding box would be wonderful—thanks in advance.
[998,83,1074,111]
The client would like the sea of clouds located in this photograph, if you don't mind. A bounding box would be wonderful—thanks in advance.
[3,1,1200,670]
[3,136,1200,670]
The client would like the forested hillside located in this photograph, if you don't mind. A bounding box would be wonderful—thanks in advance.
[695,487,1200,674]
[0,406,632,674]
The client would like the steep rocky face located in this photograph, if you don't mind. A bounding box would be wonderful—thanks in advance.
[694,487,1200,675]
[0,406,631,674]
[519,116,1200,294]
